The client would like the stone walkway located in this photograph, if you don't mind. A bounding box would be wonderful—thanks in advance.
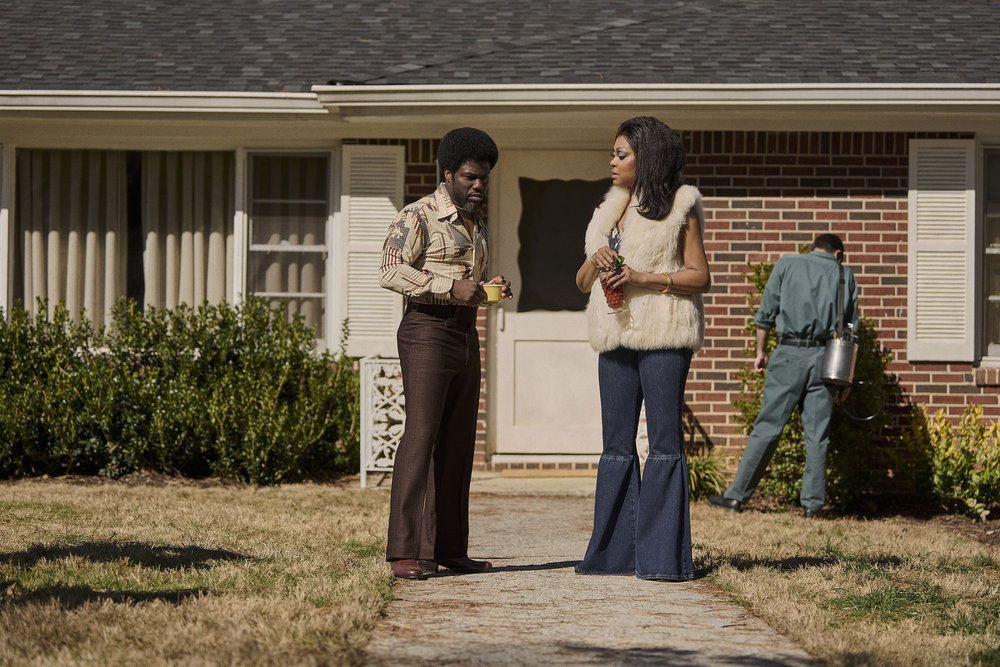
[364,475,819,666]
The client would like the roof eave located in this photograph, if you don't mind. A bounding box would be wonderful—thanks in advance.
[312,82,1000,113]
[0,90,329,115]
[2,84,999,121]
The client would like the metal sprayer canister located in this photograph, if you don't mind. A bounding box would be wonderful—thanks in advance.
[821,334,859,386]
[822,259,858,387]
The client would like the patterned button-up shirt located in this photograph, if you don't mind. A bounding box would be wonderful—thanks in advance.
[379,183,488,305]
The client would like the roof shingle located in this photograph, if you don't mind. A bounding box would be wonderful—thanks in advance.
[1,0,997,92]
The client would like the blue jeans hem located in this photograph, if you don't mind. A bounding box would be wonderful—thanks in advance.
[574,566,635,576]
[636,572,695,581]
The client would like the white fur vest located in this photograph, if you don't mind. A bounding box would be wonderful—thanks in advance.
[583,184,705,353]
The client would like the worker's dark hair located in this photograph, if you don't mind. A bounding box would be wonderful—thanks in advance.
[812,233,845,254]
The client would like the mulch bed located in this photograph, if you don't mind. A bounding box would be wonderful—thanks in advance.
[742,493,1000,548]
[3,471,358,489]
[921,513,1000,548]
[28,471,247,488]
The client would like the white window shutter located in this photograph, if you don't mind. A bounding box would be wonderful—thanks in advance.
[907,139,976,362]
[340,144,405,358]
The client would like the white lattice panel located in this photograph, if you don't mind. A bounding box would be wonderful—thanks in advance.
[360,356,404,488]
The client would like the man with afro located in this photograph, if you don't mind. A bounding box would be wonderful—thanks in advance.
[379,127,511,580]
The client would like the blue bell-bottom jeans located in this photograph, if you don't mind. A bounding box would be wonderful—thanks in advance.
[576,347,694,581]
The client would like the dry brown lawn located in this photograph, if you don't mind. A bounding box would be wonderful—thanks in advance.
[691,502,1000,666]
[2,477,999,666]
[0,477,391,666]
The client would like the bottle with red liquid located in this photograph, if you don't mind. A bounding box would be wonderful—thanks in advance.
[600,254,626,312]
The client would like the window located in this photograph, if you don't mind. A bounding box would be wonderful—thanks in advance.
[984,150,1000,356]
[14,149,126,325]
[13,149,235,326]
[139,151,235,310]
[247,153,329,340]
[515,177,610,312]
[9,146,406,354]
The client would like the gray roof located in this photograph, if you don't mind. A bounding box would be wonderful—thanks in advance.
[2,0,998,92]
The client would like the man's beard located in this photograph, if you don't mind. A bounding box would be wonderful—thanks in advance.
[453,191,482,214]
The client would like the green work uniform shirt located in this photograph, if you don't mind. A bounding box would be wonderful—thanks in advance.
[754,250,859,340]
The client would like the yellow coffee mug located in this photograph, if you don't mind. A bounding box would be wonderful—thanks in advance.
[483,284,503,303]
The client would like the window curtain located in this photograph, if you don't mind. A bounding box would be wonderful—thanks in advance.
[142,151,234,310]
[15,149,126,327]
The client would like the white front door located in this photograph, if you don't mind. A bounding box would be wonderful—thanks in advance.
[487,149,610,458]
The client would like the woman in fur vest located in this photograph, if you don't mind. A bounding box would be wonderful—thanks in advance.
[574,116,711,580]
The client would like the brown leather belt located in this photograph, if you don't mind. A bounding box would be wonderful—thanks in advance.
[406,301,477,325]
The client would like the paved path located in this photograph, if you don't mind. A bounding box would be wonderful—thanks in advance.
[365,476,818,666]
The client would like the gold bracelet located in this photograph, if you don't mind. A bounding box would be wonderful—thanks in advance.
[660,272,673,294]
[590,256,601,270]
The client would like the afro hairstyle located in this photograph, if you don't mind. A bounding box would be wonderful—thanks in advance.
[437,127,499,180]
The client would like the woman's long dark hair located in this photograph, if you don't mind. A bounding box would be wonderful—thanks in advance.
[616,116,685,221]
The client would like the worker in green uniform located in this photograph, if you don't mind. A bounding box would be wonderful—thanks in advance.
[709,234,859,518]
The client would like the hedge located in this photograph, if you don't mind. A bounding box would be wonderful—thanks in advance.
[0,297,359,485]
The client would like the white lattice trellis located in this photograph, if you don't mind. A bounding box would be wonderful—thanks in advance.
[360,356,405,488]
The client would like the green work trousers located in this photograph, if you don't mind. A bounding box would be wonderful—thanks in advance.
[724,344,835,512]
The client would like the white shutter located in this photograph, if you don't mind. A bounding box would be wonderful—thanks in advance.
[340,144,405,357]
[907,139,976,361]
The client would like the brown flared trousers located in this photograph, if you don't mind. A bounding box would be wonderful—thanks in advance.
[386,305,481,561]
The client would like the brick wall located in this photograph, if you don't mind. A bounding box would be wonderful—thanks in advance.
[380,132,1000,475]
[682,130,1000,469]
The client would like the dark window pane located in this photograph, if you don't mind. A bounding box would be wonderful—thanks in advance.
[251,155,328,201]
[516,177,610,312]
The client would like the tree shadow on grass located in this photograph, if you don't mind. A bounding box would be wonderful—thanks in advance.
[0,581,208,609]
[0,540,252,570]
[695,553,903,578]
[0,541,254,609]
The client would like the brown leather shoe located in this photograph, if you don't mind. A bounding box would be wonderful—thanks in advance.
[435,557,492,573]
[418,559,439,575]
[390,559,425,580]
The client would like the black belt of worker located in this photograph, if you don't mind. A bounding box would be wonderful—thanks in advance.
[406,301,477,323]
[779,335,826,348]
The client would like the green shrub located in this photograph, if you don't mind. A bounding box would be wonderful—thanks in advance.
[902,404,1000,520]
[688,450,726,501]
[0,303,101,476]
[0,297,360,485]
[731,253,895,510]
